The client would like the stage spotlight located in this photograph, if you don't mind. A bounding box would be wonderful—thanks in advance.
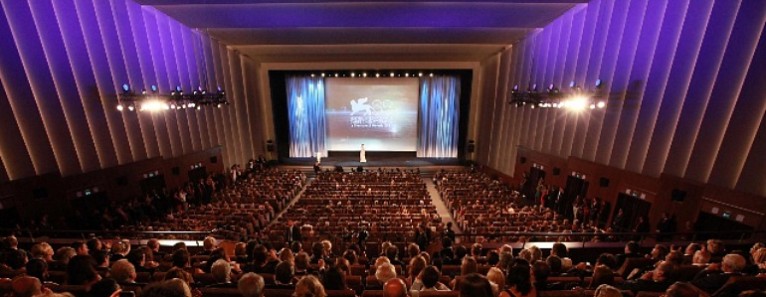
[350,72,356,77]
[116,104,124,111]
[362,72,367,77]
[565,96,589,111]
[334,73,339,77]
[127,105,135,111]
[321,73,326,77]
[418,72,423,77]
[405,73,410,77]
[390,72,395,77]
[429,73,434,77]
[141,100,169,112]
[375,73,380,78]
[311,73,315,77]
[597,101,606,108]
[590,104,596,109]
[122,83,130,93]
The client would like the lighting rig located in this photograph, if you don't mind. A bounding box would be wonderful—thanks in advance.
[116,84,228,112]
[510,80,606,111]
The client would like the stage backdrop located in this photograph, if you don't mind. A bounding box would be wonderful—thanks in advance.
[286,75,460,158]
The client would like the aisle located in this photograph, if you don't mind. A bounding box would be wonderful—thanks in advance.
[423,177,462,234]
[264,177,312,230]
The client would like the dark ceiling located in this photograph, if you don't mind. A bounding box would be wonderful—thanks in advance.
[135,0,588,62]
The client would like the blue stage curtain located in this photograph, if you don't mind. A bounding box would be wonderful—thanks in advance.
[417,76,460,158]
[286,76,327,158]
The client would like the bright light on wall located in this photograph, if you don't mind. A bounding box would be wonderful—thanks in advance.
[140,100,170,112]
[563,96,589,111]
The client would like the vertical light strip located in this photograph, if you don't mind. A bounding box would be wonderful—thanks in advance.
[52,0,112,170]
[665,0,740,178]
[92,0,140,164]
[629,0,689,173]
[690,0,765,184]
[600,0,648,167]
[153,10,183,157]
[1,0,75,175]
[549,12,573,156]
[143,8,172,158]
[109,0,149,161]
[571,0,602,157]
[643,0,715,176]
[27,0,91,174]
[179,27,202,152]
[167,20,192,155]
[560,7,586,157]
[589,0,628,163]
[73,0,128,168]
[0,70,35,179]
[619,0,671,171]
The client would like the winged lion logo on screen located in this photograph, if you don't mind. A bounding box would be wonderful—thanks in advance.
[350,97,372,116]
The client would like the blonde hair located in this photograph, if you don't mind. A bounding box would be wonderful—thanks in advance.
[594,284,622,297]
[486,267,505,289]
[295,275,326,297]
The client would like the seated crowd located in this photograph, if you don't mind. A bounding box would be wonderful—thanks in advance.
[266,169,443,246]
[1,167,765,297]
[2,233,766,297]
[435,170,619,243]
[122,168,306,241]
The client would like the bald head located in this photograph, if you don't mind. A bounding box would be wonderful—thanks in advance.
[12,276,43,297]
[383,278,408,297]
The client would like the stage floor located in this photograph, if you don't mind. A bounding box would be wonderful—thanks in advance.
[279,154,466,174]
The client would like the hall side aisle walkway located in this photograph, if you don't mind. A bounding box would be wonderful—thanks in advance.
[264,177,312,230]
[423,177,462,235]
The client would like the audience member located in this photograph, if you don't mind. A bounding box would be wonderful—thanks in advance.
[238,272,265,297]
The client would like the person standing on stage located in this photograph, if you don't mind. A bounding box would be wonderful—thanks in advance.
[360,144,367,163]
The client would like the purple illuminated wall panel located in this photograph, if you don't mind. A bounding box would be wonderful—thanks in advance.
[500,0,766,196]
[0,0,262,180]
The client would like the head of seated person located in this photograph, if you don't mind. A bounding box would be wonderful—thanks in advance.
[294,275,327,297]
[211,259,232,284]
[383,278,409,297]
[275,261,295,285]
[111,259,137,284]
[420,265,443,289]
[11,276,44,297]
[459,273,493,297]
[376,263,397,283]
[321,266,347,290]
[238,272,265,297]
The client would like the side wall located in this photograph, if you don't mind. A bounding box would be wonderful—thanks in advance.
[0,0,265,181]
[482,0,766,197]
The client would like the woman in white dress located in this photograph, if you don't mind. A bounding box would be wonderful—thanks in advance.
[360,144,367,163]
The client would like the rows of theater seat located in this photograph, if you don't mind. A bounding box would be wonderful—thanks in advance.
[122,168,306,241]
[265,169,443,246]
[435,170,609,243]
[2,235,765,297]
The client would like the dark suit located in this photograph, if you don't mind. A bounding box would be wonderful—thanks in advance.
[692,272,742,293]
[620,279,673,292]
[286,225,301,243]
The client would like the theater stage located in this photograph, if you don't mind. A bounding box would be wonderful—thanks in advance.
[277,151,467,174]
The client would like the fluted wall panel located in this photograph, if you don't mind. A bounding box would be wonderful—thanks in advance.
[487,0,766,196]
[0,0,265,181]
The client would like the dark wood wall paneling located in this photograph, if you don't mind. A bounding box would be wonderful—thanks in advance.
[0,147,223,224]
